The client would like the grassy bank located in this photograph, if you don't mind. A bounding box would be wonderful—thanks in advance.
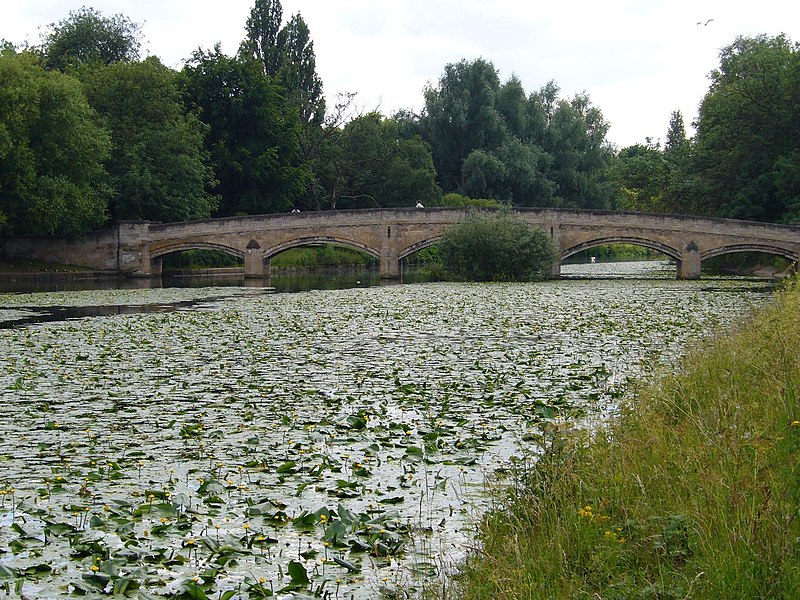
[0,258,89,273]
[457,279,800,599]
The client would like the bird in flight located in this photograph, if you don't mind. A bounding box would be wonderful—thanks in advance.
[697,18,714,26]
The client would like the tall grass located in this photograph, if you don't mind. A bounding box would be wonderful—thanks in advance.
[457,279,800,599]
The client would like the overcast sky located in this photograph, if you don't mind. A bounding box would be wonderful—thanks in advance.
[3,1,798,148]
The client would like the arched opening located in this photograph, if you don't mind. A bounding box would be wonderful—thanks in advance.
[561,237,679,279]
[264,237,381,290]
[399,237,444,282]
[152,243,244,275]
[160,249,243,271]
[702,245,798,277]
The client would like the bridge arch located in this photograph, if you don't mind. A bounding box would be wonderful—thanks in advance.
[399,236,442,261]
[262,236,380,261]
[150,242,244,260]
[701,244,799,263]
[561,237,681,261]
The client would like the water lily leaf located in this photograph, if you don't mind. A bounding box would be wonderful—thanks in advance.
[379,496,405,505]
[333,556,361,572]
[287,560,309,585]
[405,446,423,459]
[0,565,16,579]
[323,521,348,545]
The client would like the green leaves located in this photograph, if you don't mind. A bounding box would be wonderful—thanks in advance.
[438,211,556,281]
[0,52,110,237]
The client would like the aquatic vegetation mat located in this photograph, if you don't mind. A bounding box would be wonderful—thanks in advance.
[0,278,768,598]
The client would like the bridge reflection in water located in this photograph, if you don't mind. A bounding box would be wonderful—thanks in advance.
[4,208,799,280]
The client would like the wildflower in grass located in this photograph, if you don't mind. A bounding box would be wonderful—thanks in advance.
[791,420,800,427]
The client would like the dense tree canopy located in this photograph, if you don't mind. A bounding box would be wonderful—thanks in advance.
[419,59,613,209]
[78,57,218,222]
[0,51,110,236]
[240,0,324,126]
[314,112,440,209]
[691,34,800,222]
[614,34,800,224]
[40,6,142,70]
[182,46,310,215]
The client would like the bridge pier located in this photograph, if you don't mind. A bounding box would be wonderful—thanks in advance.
[150,257,162,277]
[244,252,265,278]
[677,243,702,279]
[550,257,562,279]
[380,251,401,279]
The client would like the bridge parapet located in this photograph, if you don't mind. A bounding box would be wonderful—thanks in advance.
[3,209,798,280]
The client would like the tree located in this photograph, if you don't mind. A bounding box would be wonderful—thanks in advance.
[461,149,507,200]
[315,112,440,209]
[40,6,142,70]
[540,92,614,209]
[609,142,672,212]
[0,51,110,237]
[277,13,325,126]
[497,75,528,140]
[240,0,284,77]
[421,61,612,209]
[182,46,310,216]
[78,57,218,222]
[438,211,555,281]
[422,58,507,191]
[690,34,800,222]
[665,110,686,152]
[240,1,324,126]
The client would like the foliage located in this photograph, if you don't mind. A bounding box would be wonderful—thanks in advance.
[78,57,218,222]
[240,0,284,77]
[0,51,110,237]
[182,45,310,216]
[276,13,325,126]
[420,59,613,208]
[609,141,674,213]
[437,211,555,281]
[422,58,506,193]
[270,245,377,268]
[240,0,324,126]
[665,110,687,151]
[618,35,800,224]
[315,112,440,209]
[161,249,242,270]
[458,278,800,598]
[40,6,142,70]
[429,193,506,208]
[689,34,800,222]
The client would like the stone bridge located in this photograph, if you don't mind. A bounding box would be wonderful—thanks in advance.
[4,208,800,279]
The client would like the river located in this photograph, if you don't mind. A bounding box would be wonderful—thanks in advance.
[0,262,774,598]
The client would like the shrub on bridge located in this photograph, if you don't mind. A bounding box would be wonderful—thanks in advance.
[438,211,555,281]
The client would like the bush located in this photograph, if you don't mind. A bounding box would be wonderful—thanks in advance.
[438,211,555,281]
[431,192,507,209]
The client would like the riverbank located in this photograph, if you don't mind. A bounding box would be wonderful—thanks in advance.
[456,278,800,598]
